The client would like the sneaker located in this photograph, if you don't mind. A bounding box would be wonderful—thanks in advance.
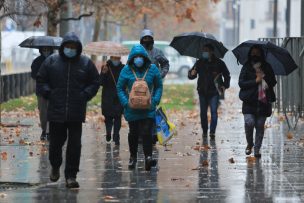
[40,131,47,141]
[66,178,79,188]
[128,157,137,169]
[106,134,111,143]
[209,133,215,140]
[254,149,261,158]
[145,156,157,171]
[245,145,253,155]
[49,168,60,182]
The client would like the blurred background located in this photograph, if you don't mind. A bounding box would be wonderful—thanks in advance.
[1,0,302,76]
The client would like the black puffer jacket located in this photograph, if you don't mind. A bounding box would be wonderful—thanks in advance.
[238,61,276,117]
[36,32,100,122]
[31,55,46,80]
[100,60,124,117]
[188,57,230,96]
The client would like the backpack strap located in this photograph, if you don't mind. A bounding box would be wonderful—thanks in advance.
[108,66,117,86]
[130,65,150,81]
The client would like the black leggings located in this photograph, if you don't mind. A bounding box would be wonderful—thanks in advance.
[128,118,153,158]
[105,115,122,141]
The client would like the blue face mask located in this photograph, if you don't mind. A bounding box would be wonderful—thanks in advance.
[202,52,209,60]
[63,47,77,58]
[111,60,120,66]
[134,57,144,67]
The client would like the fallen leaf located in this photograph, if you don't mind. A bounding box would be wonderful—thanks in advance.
[228,157,235,164]
[0,193,7,198]
[287,132,293,139]
[1,152,8,160]
[202,160,209,167]
[104,195,115,200]
[29,152,34,156]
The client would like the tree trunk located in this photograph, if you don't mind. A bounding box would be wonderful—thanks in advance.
[91,6,103,62]
[47,8,59,36]
[59,0,72,37]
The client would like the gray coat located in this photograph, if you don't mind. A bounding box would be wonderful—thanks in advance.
[146,47,169,78]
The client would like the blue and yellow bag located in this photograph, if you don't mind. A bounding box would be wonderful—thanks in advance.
[155,107,176,145]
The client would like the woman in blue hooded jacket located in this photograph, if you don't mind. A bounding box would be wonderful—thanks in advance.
[117,44,163,171]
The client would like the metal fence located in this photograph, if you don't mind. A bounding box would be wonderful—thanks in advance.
[259,37,304,128]
[0,72,35,103]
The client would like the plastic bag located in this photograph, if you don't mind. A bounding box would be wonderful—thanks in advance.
[155,107,176,145]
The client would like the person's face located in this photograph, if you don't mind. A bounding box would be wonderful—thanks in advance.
[142,36,153,42]
[250,48,262,57]
[64,43,78,49]
[110,56,121,61]
[41,47,52,52]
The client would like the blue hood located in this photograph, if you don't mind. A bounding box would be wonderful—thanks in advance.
[59,32,82,59]
[127,44,151,68]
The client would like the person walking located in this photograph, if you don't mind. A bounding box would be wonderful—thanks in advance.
[117,44,163,171]
[238,45,276,158]
[140,29,169,144]
[36,32,100,188]
[188,44,230,139]
[100,56,124,146]
[31,46,54,140]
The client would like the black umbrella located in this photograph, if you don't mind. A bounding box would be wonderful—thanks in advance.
[19,36,62,49]
[169,32,228,59]
[232,40,298,75]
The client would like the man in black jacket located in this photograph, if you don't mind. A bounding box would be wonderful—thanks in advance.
[188,44,230,139]
[31,47,53,140]
[36,32,100,188]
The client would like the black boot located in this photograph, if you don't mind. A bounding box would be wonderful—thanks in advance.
[145,156,157,171]
[128,157,137,169]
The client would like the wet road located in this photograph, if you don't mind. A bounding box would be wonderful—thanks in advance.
[1,77,304,202]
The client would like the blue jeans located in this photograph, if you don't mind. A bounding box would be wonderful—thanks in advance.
[199,94,219,134]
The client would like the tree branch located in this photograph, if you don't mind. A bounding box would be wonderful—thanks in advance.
[0,12,39,20]
[55,11,94,24]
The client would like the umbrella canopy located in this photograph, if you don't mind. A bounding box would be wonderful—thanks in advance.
[19,36,62,49]
[232,40,298,75]
[169,32,228,59]
[83,41,130,56]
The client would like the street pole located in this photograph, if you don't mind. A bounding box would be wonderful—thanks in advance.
[143,14,148,29]
[273,0,278,37]
[233,0,236,45]
[286,0,291,37]
[301,0,304,36]
[237,0,240,44]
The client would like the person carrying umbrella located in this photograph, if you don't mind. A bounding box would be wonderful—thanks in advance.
[36,32,100,188]
[188,44,230,139]
[100,56,124,146]
[238,45,277,158]
[31,46,54,141]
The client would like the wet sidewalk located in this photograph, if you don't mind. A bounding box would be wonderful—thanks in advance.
[1,81,304,202]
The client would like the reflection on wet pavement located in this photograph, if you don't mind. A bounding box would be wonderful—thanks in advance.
[1,76,304,202]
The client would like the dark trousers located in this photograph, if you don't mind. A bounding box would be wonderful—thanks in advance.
[49,121,82,179]
[199,94,219,134]
[105,115,122,142]
[128,118,153,158]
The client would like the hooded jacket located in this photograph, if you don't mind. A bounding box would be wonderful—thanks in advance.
[36,32,100,122]
[116,44,163,122]
[140,29,170,78]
